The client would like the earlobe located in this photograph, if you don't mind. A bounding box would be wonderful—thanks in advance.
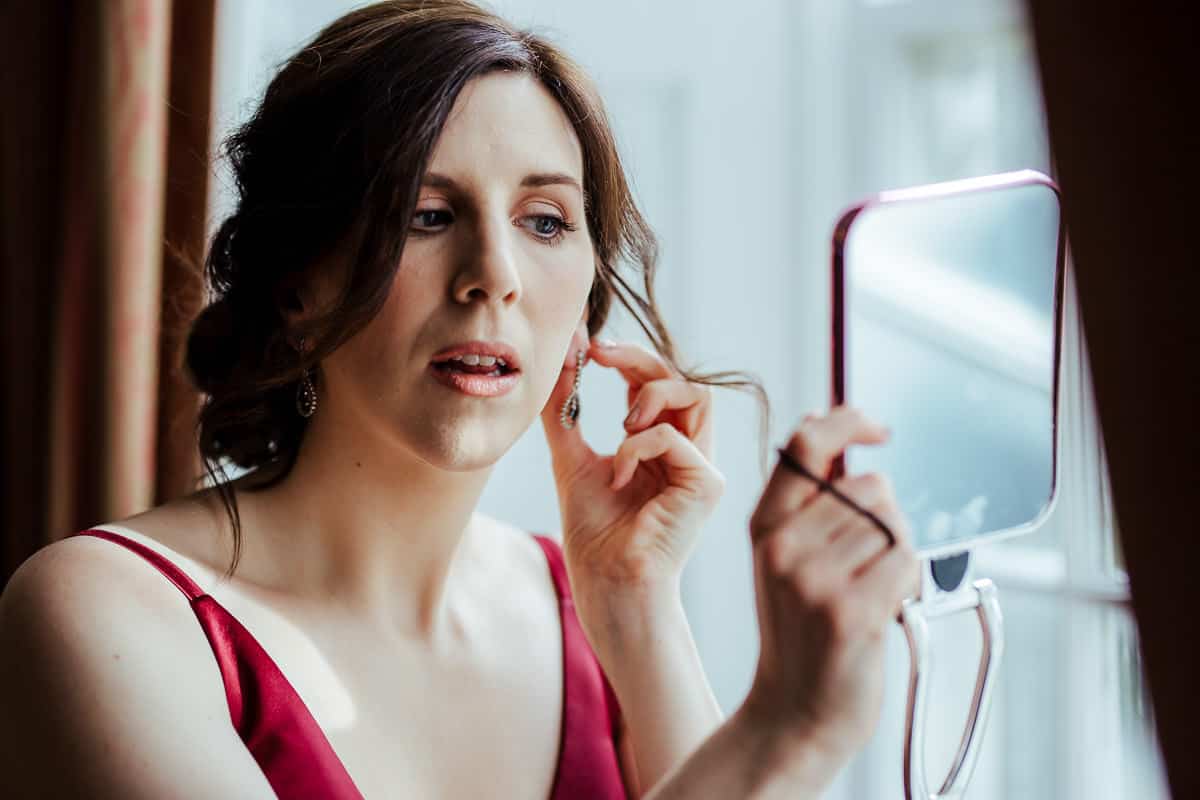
[566,319,590,366]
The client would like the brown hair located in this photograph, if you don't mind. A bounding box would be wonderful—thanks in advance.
[186,0,769,577]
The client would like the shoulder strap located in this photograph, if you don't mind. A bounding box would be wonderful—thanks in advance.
[72,529,206,601]
[531,534,573,606]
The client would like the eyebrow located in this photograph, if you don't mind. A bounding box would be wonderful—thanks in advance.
[422,171,583,195]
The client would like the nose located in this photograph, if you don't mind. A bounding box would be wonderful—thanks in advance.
[451,215,521,306]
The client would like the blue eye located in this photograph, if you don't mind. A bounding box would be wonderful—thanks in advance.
[522,214,577,246]
[413,209,452,230]
[532,216,562,237]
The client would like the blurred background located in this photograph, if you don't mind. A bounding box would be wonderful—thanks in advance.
[0,1,1173,798]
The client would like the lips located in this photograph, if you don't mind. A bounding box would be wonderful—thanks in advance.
[428,339,522,398]
[429,340,521,372]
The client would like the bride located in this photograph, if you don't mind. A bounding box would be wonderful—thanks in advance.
[0,2,917,797]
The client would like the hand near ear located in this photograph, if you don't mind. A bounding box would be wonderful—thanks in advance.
[539,326,724,593]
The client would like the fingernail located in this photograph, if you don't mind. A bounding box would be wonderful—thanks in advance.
[595,338,617,349]
[624,404,641,428]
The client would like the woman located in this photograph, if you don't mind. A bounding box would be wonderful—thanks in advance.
[0,2,918,797]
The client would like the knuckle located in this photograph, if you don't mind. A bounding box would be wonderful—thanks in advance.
[841,404,869,426]
[841,471,891,505]
[760,534,793,576]
[651,421,677,442]
[790,561,825,606]
[636,344,671,372]
[785,427,817,461]
[640,380,667,400]
[858,471,888,494]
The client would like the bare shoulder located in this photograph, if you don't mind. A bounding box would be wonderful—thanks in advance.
[0,531,274,798]
[467,511,558,581]
[0,531,205,627]
[100,489,234,572]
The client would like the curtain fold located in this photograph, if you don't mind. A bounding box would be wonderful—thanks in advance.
[158,0,215,505]
[47,0,173,540]
[1029,2,1199,796]
[1,0,215,590]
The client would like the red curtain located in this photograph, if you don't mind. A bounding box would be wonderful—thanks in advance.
[0,0,214,589]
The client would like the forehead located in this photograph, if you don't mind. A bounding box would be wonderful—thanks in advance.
[426,71,583,185]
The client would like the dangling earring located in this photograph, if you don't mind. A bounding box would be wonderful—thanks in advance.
[295,337,318,419]
[559,349,585,429]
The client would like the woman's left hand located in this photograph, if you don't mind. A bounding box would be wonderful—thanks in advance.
[540,333,725,593]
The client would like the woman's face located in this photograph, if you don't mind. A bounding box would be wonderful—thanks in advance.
[319,71,595,470]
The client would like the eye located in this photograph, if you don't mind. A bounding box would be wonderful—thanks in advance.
[530,215,562,237]
[412,209,452,231]
[520,214,577,245]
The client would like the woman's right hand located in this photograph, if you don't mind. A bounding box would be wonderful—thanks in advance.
[741,405,920,788]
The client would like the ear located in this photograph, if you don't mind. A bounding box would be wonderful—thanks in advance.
[281,250,346,334]
[565,317,590,367]
[278,283,311,349]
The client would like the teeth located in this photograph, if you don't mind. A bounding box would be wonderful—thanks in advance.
[444,353,511,369]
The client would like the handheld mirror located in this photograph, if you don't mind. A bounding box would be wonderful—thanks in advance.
[831,169,1066,559]
[830,170,1066,800]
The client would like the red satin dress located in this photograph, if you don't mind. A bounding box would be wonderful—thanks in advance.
[73,529,628,800]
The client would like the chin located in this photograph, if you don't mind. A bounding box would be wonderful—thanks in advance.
[410,416,522,472]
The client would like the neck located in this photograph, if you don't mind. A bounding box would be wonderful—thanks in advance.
[234,405,493,640]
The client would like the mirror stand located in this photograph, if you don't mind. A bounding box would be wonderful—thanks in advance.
[900,553,1004,799]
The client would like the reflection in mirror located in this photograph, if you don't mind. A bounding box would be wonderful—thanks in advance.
[834,171,1064,556]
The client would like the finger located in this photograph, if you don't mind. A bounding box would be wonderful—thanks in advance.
[796,472,895,540]
[750,408,890,544]
[540,339,597,481]
[610,422,719,492]
[588,339,676,387]
[753,472,894,569]
[821,525,891,579]
[852,541,921,631]
[624,376,705,431]
[809,471,907,551]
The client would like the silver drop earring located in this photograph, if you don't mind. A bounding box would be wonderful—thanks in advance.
[559,349,585,429]
[295,337,318,419]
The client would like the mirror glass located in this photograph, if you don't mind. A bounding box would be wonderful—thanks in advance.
[835,172,1064,556]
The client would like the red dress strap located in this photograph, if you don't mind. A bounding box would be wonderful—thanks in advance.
[532,535,629,800]
[76,528,206,600]
[71,529,364,799]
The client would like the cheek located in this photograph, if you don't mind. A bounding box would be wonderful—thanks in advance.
[529,263,592,386]
[530,253,592,332]
[326,284,424,388]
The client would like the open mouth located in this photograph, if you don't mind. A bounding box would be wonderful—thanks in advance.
[429,354,519,378]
